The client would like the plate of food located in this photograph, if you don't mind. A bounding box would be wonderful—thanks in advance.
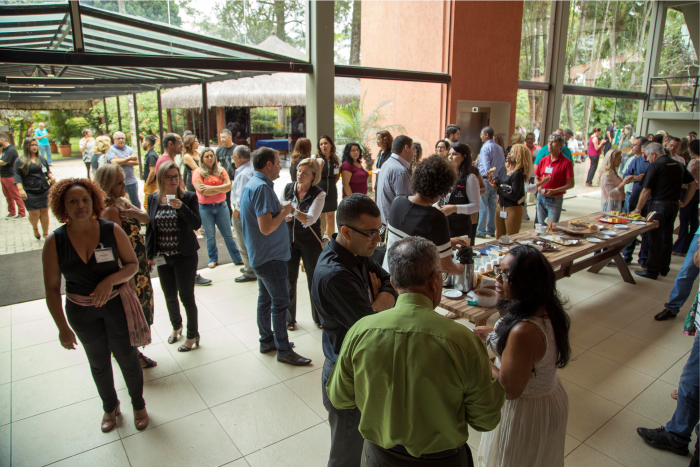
[597,215,630,224]
[632,220,647,225]
[537,234,581,246]
[516,238,558,251]
[596,234,611,240]
[609,210,645,221]
[555,220,600,235]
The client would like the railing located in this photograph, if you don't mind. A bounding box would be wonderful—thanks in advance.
[646,76,699,112]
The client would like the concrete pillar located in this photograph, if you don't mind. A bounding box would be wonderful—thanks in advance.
[543,1,570,140]
[638,2,667,135]
[216,107,225,145]
[305,0,335,146]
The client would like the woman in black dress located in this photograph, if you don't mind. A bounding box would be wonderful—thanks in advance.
[315,135,340,238]
[43,178,149,433]
[15,137,55,239]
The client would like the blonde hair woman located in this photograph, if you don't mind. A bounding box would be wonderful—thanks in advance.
[94,135,112,172]
[488,143,530,238]
[597,149,633,212]
[282,157,326,330]
[510,133,524,146]
[94,164,157,369]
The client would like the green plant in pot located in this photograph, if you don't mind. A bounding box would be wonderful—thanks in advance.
[42,110,80,158]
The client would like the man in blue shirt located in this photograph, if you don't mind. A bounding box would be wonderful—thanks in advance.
[476,126,505,238]
[106,131,141,209]
[240,148,311,366]
[34,122,52,165]
[621,140,651,265]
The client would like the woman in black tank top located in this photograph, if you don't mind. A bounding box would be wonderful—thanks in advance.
[42,178,149,433]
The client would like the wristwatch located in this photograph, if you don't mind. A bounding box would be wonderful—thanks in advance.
[292,209,300,218]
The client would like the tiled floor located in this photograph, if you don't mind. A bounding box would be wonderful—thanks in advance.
[1,196,697,466]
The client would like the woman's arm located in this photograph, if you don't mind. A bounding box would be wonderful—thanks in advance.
[476,172,487,196]
[453,174,481,215]
[176,192,202,230]
[122,201,150,224]
[497,321,546,400]
[206,176,232,194]
[101,205,122,224]
[183,154,199,171]
[295,192,326,226]
[594,137,605,151]
[90,225,139,307]
[498,171,525,203]
[42,234,79,349]
[341,170,353,196]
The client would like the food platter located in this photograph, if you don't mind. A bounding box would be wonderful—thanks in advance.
[607,211,645,221]
[554,221,599,235]
[537,234,582,246]
[515,238,558,251]
[597,215,630,224]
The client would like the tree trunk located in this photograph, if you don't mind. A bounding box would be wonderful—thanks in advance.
[610,1,618,89]
[117,0,126,14]
[349,0,361,65]
[274,1,286,41]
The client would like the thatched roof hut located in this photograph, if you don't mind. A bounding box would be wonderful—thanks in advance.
[162,34,359,110]
[0,101,94,110]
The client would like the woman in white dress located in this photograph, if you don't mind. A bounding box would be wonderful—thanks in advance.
[475,245,572,467]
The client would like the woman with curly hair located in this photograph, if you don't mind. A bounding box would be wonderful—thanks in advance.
[15,137,55,239]
[487,143,533,238]
[42,178,150,433]
[382,154,468,277]
[340,142,368,197]
[316,135,340,237]
[94,164,157,369]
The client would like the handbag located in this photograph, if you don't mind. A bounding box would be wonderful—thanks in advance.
[294,183,329,249]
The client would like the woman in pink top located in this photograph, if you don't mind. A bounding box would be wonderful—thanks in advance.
[597,149,633,212]
[340,142,369,197]
[586,127,605,187]
[191,148,242,268]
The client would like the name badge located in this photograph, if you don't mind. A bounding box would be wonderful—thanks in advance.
[94,244,115,263]
[334,167,340,175]
[500,210,508,219]
[41,165,48,173]
[544,166,554,174]
[153,255,166,266]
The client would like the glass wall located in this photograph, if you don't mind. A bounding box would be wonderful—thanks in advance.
[516,89,546,143]
[519,0,550,82]
[565,0,651,91]
[334,1,448,72]
[559,95,641,147]
[659,8,699,78]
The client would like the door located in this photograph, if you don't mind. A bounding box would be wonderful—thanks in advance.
[457,111,489,155]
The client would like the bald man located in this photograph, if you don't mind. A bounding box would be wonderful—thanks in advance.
[106,131,141,209]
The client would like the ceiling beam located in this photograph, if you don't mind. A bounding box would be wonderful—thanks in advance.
[46,13,70,50]
[4,77,202,86]
[68,0,84,53]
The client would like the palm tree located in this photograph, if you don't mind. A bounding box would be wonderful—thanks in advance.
[334,93,405,172]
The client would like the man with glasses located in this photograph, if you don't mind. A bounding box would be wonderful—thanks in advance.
[326,236,504,466]
[312,193,397,467]
[106,131,141,209]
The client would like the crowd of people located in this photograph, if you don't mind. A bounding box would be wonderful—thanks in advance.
[0,116,693,467]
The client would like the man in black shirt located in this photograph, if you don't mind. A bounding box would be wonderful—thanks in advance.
[0,132,26,219]
[604,120,616,154]
[141,135,159,212]
[633,142,697,279]
[216,129,236,222]
[312,194,397,467]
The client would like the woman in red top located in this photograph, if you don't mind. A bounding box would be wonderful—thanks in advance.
[340,142,369,197]
[191,148,242,269]
[586,127,605,186]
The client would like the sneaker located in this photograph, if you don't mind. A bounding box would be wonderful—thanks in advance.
[475,233,487,239]
[195,274,212,286]
[14,215,26,220]
[4,214,16,220]
[486,232,495,238]
[636,426,689,456]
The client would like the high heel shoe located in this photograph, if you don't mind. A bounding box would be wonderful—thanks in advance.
[101,400,121,433]
[32,228,40,240]
[134,408,149,431]
[167,327,183,344]
[177,335,200,352]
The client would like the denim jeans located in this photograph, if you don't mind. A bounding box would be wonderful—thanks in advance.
[200,201,242,264]
[665,234,700,315]
[666,333,699,445]
[252,260,293,356]
[39,145,52,165]
[477,184,497,235]
[124,182,141,210]
[673,191,699,255]
[536,195,564,223]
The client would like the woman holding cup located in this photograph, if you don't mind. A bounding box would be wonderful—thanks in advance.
[145,161,202,352]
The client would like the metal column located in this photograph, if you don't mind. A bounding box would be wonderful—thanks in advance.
[201,82,209,144]
[103,97,109,133]
[116,96,122,131]
[156,86,164,140]
[637,2,667,135]
[133,93,142,172]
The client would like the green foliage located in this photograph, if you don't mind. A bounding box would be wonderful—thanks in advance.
[81,0,182,27]
[334,95,405,171]
[39,111,82,146]
[659,9,699,77]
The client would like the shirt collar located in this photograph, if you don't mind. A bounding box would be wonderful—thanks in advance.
[395,292,435,311]
[239,160,253,171]
[253,171,273,187]
[328,233,362,268]
[390,153,411,169]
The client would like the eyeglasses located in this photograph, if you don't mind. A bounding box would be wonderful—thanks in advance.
[494,265,510,283]
[165,175,180,181]
[437,270,449,281]
[341,224,385,241]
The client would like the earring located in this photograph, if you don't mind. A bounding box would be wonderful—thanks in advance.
[64,213,71,226]
[90,212,98,222]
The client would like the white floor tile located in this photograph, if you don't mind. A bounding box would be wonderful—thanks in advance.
[0,352,9,385]
[245,423,331,467]
[565,444,624,466]
[561,379,623,442]
[626,379,682,426]
[10,300,49,326]
[0,306,11,328]
[252,333,325,381]
[163,326,248,371]
[49,440,131,467]
[0,327,9,354]
[11,340,88,381]
[565,434,582,456]
[0,383,9,426]
[11,317,57,350]
[659,350,690,385]
[0,424,9,467]
[285,368,328,420]
[589,333,685,378]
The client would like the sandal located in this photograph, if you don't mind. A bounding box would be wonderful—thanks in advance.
[445,312,460,319]
[287,323,296,331]
[168,327,183,344]
[139,352,157,368]
[134,408,149,431]
[32,227,40,240]
[178,335,200,352]
[101,400,121,433]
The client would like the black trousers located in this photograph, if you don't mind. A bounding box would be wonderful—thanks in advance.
[361,441,474,467]
[287,239,322,325]
[157,253,199,339]
[84,161,91,178]
[66,297,145,412]
[323,358,365,467]
[586,155,600,185]
[646,200,680,276]
[225,191,233,223]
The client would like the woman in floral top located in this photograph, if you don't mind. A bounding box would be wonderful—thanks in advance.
[597,149,633,212]
[94,164,157,368]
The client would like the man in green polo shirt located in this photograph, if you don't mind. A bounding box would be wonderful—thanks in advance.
[327,236,505,466]
[534,128,574,165]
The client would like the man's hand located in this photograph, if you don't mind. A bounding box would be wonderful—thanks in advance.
[370,272,381,299]
[281,202,295,217]
[538,187,548,196]
[372,291,395,312]
[451,237,468,249]
[539,175,552,185]
[233,209,240,219]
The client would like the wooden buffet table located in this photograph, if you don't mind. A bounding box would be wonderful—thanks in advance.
[440,212,659,326]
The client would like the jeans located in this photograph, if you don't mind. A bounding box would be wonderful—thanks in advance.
[252,259,293,356]
[287,240,322,325]
[477,184,497,235]
[586,155,600,185]
[361,440,474,466]
[232,216,255,278]
[1,177,26,216]
[124,182,141,210]
[322,358,364,467]
[622,234,649,264]
[536,195,564,223]
[673,191,699,255]
[65,297,145,412]
[646,200,680,275]
[39,145,51,165]
[157,253,199,339]
[200,201,242,264]
[624,192,631,212]
[666,333,699,446]
[665,234,700,315]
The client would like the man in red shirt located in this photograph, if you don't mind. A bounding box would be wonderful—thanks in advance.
[155,133,182,172]
[535,133,574,223]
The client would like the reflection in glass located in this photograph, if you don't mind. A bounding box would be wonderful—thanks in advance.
[559,95,641,146]
[516,89,545,141]
[519,0,550,82]
[659,8,698,78]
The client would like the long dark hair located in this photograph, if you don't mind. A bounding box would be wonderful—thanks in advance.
[495,246,571,368]
[342,142,363,165]
[451,142,478,181]
[20,137,39,175]
[316,135,339,166]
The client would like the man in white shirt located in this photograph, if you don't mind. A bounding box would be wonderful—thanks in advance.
[376,135,414,224]
[231,145,256,283]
